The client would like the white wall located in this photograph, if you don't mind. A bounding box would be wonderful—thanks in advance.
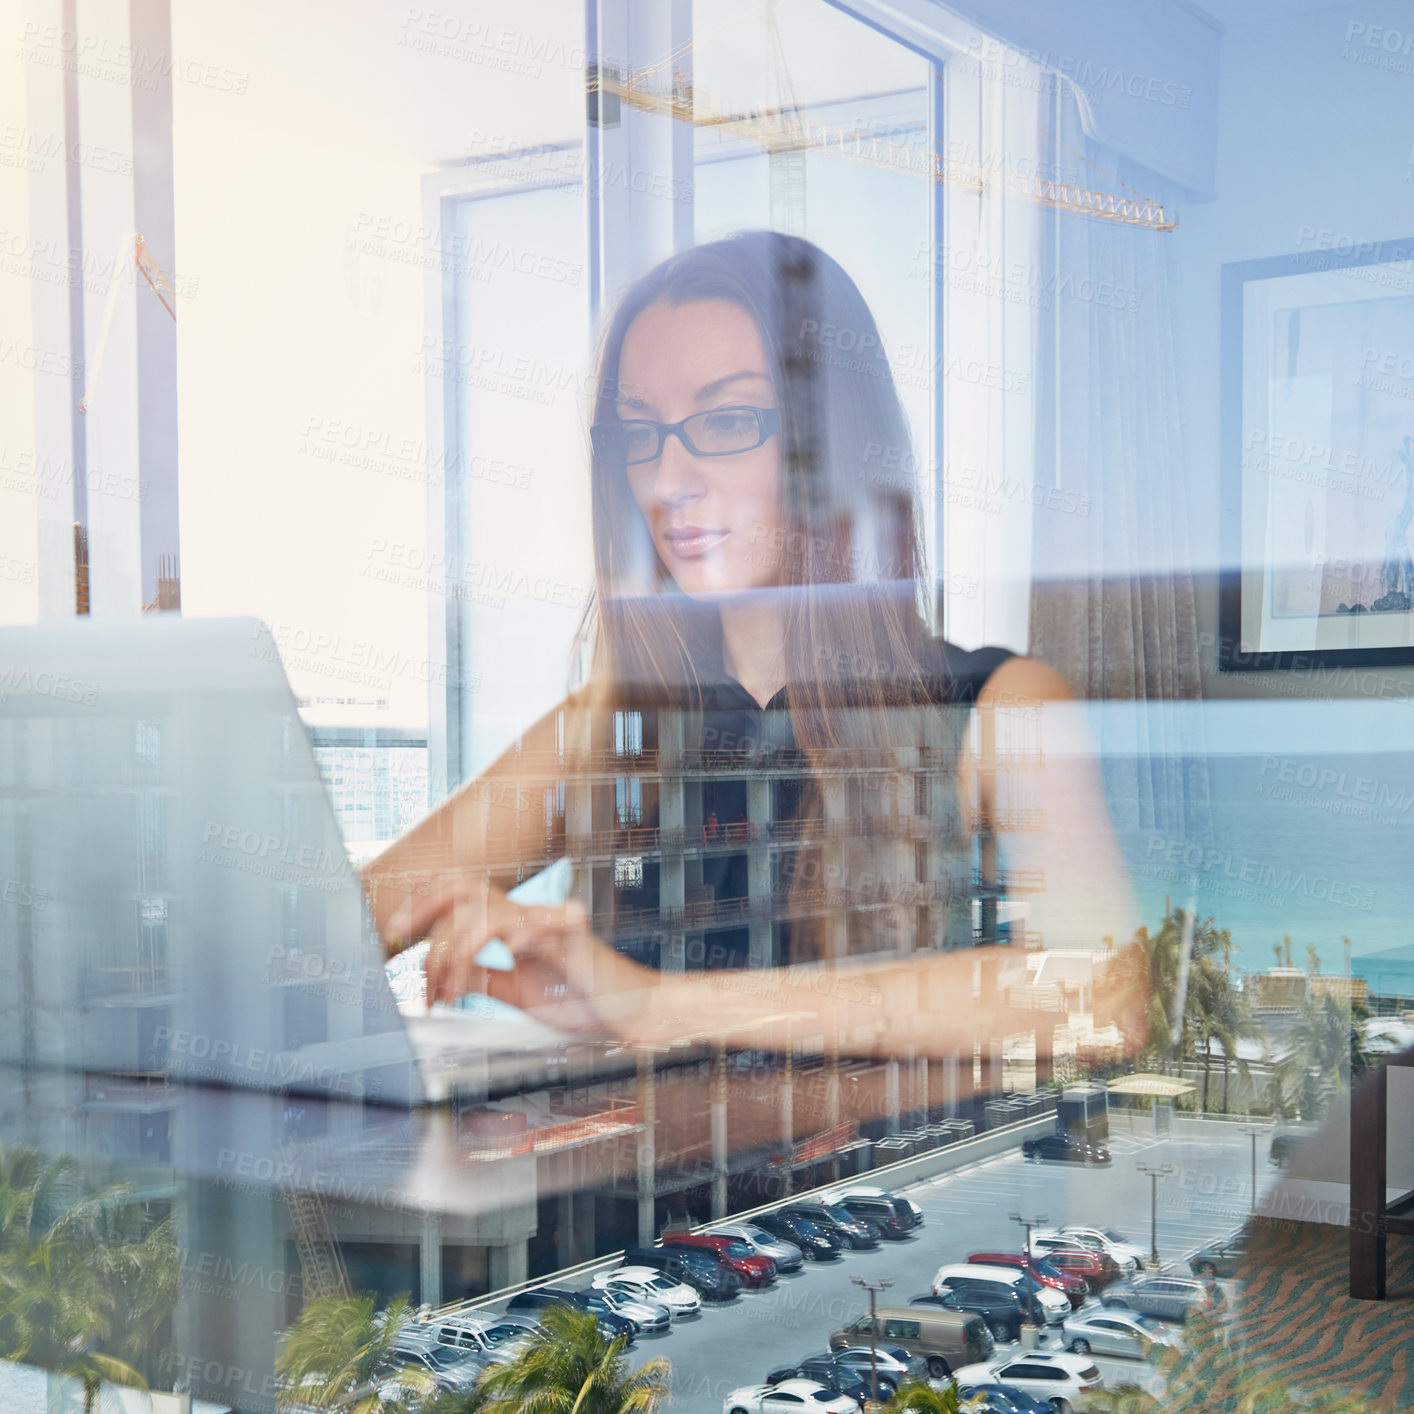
[1172,1,1414,697]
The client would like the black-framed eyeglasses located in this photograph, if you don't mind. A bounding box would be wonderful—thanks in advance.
[590,406,780,466]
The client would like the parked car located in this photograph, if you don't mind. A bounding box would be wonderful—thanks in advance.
[385,1332,487,1394]
[950,1353,1106,1414]
[622,1246,743,1301]
[418,1313,538,1366]
[586,1283,673,1333]
[911,1289,1025,1343]
[1101,1273,1226,1324]
[830,1185,924,1228]
[1062,1309,1183,1360]
[723,1377,860,1414]
[932,1264,1071,1325]
[1021,1133,1111,1165]
[592,1266,700,1319]
[753,1211,843,1261]
[1027,1244,1118,1291]
[829,1305,994,1379]
[965,1252,1089,1308]
[955,1382,1053,1414]
[660,1232,777,1286]
[779,1202,881,1250]
[766,1355,877,1406]
[831,1195,913,1238]
[710,1221,806,1272]
[1189,1229,1249,1279]
[1051,1227,1146,1272]
[505,1287,637,1344]
[375,1369,438,1408]
[827,1344,929,1394]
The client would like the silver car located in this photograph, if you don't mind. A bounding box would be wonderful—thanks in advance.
[711,1222,805,1272]
[421,1313,539,1366]
[828,1344,928,1388]
[590,1285,673,1333]
[1062,1310,1181,1360]
[1101,1273,1225,1324]
[388,1330,489,1392]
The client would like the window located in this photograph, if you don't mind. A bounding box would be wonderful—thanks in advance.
[444,171,591,782]
[136,792,166,890]
[614,710,644,758]
[883,1320,919,1339]
[546,781,565,834]
[134,720,161,767]
[616,775,643,826]
[1001,1364,1050,1380]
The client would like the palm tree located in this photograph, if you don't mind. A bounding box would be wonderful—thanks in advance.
[0,1227,148,1412]
[478,1305,670,1414]
[422,1386,490,1414]
[92,1214,177,1385]
[275,1292,432,1413]
[0,1149,176,1412]
[878,1380,960,1413]
[1271,992,1394,1121]
[1106,910,1255,1101]
[1306,944,1322,976]
[1192,948,1257,1113]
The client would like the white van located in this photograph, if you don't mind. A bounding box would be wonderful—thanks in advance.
[931,1262,1070,1325]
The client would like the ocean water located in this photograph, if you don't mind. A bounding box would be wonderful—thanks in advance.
[1104,751,1414,974]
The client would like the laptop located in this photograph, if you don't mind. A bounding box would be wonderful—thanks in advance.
[0,615,587,1108]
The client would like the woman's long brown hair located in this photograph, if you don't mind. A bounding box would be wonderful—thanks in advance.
[572,232,964,963]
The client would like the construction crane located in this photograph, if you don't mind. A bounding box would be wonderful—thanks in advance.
[588,36,1176,232]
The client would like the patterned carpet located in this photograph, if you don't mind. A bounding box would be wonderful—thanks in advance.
[1160,1220,1414,1412]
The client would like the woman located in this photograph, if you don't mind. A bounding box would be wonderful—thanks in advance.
[364,231,1140,1061]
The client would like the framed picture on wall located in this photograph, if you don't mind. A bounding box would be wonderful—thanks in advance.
[1220,234,1414,669]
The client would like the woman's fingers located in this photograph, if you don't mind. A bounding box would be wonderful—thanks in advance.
[397,882,631,1028]
[420,892,584,1006]
[386,882,467,949]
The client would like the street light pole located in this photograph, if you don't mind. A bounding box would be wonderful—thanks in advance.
[1136,1163,1174,1267]
[852,1275,894,1403]
[1241,1127,1264,1214]
[1009,1211,1048,1332]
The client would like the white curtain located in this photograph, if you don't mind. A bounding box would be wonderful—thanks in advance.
[935,34,1047,654]
[1023,81,1212,842]
[936,31,1210,842]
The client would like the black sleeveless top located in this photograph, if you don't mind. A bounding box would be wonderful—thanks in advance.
[588,636,1016,970]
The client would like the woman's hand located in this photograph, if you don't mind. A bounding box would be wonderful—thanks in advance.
[385,879,651,1038]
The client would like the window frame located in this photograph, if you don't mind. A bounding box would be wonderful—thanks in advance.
[424,0,1020,785]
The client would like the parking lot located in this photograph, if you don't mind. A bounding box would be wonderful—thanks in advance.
[608,1127,1257,1413]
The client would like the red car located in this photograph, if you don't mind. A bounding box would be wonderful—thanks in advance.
[965,1251,1088,1309]
[1033,1244,1119,1291]
[661,1234,777,1287]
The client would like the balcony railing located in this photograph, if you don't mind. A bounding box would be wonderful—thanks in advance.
[599,878,1019,937]
[465,1104,642,1162]
[81,963,173,1001]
